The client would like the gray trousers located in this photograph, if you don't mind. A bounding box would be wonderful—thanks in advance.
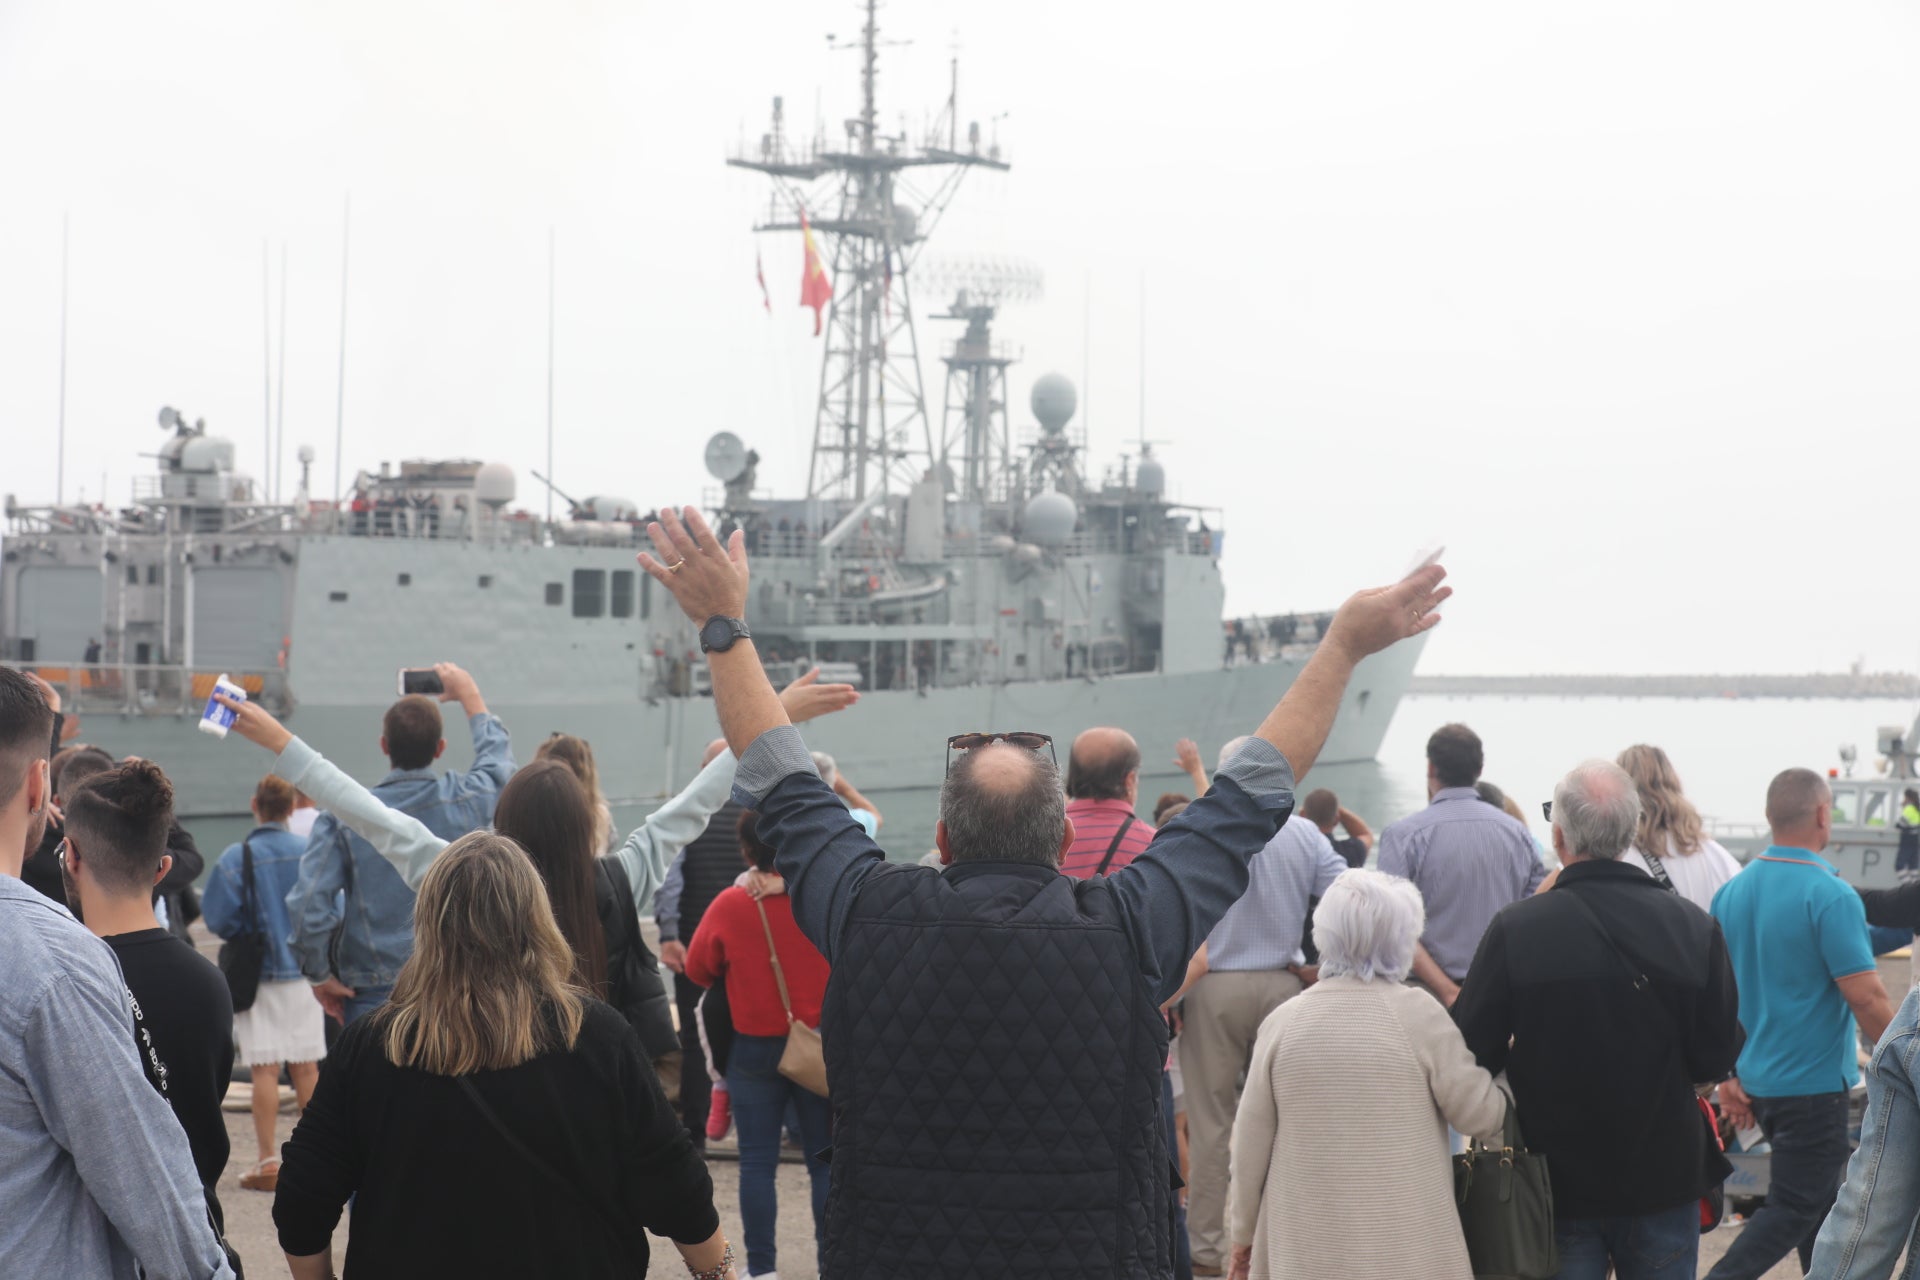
[1180,967,1304,1270]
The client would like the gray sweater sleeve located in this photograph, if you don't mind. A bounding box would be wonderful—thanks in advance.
[27,965,234,1278]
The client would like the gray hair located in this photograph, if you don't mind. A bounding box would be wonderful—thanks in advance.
[1552,759,1642,861]
[939,746,1068,867]
[810,751,838,789]
[1312,869,1424,983]
[1217,735,1253,772]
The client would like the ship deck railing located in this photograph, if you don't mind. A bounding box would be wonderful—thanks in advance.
[2,662,293,720]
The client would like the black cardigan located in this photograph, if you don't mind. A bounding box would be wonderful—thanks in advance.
[274,998,717,1277]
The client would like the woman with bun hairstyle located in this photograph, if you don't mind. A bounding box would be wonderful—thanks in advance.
[204,773,326,1192]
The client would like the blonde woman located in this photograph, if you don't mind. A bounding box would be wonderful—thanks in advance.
[273,833,736,1280]
[1227,870,1506,1280]
[536,733,617,854]
[1616,744,1741,912]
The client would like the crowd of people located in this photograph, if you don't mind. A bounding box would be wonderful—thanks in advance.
[3,510,1920,1279]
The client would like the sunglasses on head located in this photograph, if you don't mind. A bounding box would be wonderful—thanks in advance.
[1541,801,1553,822]
[946,731,1056,776]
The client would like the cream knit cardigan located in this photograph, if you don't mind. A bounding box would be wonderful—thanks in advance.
[1227,975,1508,1280]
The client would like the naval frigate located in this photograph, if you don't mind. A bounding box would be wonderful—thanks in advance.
[0,3,1426,825]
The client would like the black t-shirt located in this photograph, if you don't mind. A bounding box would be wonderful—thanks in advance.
[1331,835,1369,869]
[104,929,235,1193]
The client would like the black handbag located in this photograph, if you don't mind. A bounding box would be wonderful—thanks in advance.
[1454,1099,1558,1279]
[217,838,269,1013]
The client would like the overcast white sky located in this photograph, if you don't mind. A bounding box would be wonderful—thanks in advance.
[3,0,1917,675]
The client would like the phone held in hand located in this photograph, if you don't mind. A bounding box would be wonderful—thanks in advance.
[398,668,444,696]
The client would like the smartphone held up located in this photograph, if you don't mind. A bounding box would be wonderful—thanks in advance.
[399,668,444,697]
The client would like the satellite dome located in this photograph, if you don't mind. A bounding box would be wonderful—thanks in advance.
[1137,451,1166,497]
[1030,373,1078,435]
[1022,490,1078,548]
[474,462,516,509]
[705,432,750,482]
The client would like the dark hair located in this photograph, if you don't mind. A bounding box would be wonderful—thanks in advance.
[1157,800,1190,825]
[491,760,609,998]
[52,745,116,800]
[253,774,296,823]
[1427,723,1484,789]
[1299,788,1340,827]
[382,696,444,771]
[737,810,777,872]
[1906,788,1919,808]
[0,667,55,810]
[940,746,1068,866]
[1152,792,1190,824]
[63,760,175,894]
[1065,733,1141,801]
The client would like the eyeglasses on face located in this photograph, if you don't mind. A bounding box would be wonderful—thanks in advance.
[945,731,1056,775]
[1541,800,1553,822]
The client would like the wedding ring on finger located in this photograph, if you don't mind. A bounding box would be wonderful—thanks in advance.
[668,560,686,574]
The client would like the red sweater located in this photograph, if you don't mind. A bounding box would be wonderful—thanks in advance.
[684,888,829,1037]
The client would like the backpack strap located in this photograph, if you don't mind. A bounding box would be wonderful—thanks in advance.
[1093,815,1138,878]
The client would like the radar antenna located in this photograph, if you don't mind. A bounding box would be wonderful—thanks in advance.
[923,256,1042,503]
[728,0,1009,503]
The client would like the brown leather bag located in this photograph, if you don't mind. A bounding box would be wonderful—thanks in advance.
[754,899,828,1097]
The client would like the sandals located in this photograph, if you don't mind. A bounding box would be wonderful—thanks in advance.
[239,1157,281,1192]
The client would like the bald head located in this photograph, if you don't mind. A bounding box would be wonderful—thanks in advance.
[939,742,1069,866]
[1551,759,1641,861]
[1066,727,1141,803]
[701,738,730,768]
[1767,768,1832,845]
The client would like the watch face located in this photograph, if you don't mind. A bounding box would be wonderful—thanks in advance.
[702,617,737,652]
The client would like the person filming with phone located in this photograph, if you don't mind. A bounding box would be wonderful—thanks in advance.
[633,504,1449,1280]
[284,662,514,1027]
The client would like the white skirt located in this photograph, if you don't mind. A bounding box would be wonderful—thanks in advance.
[235,979,328,1067]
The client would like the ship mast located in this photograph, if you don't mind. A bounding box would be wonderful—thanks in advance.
[728,0,1008,502]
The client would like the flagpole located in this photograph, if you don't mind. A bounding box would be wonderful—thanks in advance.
[332,195,350,528]
[262,239,273,500]
[276,241,289,505]
[546,226,556,525]
[56,212,69,506]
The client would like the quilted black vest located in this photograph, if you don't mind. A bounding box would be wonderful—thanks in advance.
[821,860,1174,1279]
[676,802,747,939]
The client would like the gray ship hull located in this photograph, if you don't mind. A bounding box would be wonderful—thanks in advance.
[79,633,1426,824]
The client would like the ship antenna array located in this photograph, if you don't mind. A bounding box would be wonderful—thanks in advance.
[727,0,1010,503]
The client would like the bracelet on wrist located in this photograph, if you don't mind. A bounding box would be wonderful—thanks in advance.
[687,1240,734,1280]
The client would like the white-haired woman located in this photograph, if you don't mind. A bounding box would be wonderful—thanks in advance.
[1226,869,1507,1280]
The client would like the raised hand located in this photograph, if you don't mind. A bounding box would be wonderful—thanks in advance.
[433,662,485,715]
[778,667,861,723]
[214,693,294,755]
[1174,738,1203,775]
[1321,563,1450,664]
[638,506,750,624]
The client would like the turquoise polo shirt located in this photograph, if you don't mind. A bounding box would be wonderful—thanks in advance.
[1710,847,1876,1097]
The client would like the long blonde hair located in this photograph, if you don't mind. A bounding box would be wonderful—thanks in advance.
[380,831,585,1075]
[536,733,616,853]
[1617,744,1705,858]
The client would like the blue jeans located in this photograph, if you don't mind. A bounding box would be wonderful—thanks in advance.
[728,1033,830,1278]
[1808,988,1920,1278]
[341,983,393,1026]
[1707,1090,1853,1279]
[1552,1201,1698,1280]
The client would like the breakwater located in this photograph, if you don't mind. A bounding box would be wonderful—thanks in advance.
[1408,673,1920,700]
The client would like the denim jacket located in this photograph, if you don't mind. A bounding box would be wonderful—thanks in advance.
[283,712,513,988]
[202,824,309,982]
[1808,986,1920,1279]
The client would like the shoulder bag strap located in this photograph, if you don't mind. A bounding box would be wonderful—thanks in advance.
[240,837,260,930]
[455,1075,632,1257]
[754,898,797,1026]
[1560,887,1695,1048]
[1640,846,1678,894]
[1094,815,1137,878]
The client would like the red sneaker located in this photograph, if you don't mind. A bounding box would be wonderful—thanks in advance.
[706,1086,733,1142]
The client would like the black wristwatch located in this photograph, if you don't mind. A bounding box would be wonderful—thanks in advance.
[699,615,752,654]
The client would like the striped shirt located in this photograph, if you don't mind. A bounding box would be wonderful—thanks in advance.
[1061,798,1157,878]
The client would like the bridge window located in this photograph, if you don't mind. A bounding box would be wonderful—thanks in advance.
[477,575,493,589]
[641,574,652,619]
[1831,786,1858,826]
[572,569,605,617]
[544,582,564,607]
[329,591,349,603]
[397,573,411,587]
[610,570,635,618]
[147,565,160,585]
[126,565,138,585]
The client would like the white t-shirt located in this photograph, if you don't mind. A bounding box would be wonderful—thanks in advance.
[288,806,319,839]
[1621,836,1743,914]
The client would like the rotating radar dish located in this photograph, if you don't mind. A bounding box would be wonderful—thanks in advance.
[705,432,750,482]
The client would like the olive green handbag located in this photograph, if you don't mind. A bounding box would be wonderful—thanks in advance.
[1453,1098,1557,1280]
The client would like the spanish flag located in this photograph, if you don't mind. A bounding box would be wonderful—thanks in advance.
[800,207,833,336]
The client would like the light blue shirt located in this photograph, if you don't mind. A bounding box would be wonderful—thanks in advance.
[1207,815,1348,971]
[0,876,233,1279]
[1377,787,1547,981]
[1712,846,1877,1097]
